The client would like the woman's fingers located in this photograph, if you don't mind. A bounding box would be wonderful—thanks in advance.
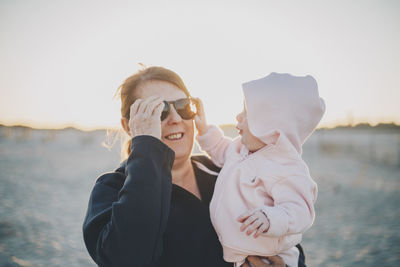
[130,99,142,118]
[247,255,285,267]
[152,101,165,117]
[264,256,285,267]
[247,256,268,266]
[128,96,164,140]
[143,97,163,117]
[138,95,160,116]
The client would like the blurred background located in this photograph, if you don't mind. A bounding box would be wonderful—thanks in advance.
[0,0,399,266]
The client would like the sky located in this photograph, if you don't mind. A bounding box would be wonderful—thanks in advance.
[0,0,399,130]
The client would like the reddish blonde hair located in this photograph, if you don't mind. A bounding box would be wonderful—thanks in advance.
[115,65,191,161]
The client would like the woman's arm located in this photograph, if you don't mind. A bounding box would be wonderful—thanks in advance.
[82,135,174,266]
[242,256,285,267]
[242,246,307,267]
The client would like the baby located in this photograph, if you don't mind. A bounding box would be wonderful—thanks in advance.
[194,73,325,267]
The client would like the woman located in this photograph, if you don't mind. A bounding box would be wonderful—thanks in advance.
[82,66,305,267]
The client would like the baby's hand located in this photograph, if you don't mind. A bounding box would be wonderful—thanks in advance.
[193,98,209,135]
[237,209,270,238]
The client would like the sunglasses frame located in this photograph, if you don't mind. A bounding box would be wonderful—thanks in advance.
[161,97,198,121]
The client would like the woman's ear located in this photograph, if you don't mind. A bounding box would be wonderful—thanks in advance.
[121,117,131,137]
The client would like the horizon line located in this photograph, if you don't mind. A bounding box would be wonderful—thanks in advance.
[1,121,400,132]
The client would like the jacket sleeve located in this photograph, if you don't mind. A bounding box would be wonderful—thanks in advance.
[261,175,318,237]
[82,135,175,267]
[196,125,232,167]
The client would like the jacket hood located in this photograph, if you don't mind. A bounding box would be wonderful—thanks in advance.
[242,72,325,154]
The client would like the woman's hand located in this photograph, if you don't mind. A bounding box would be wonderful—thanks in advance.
[237,209,270,238]
[128,96,165,140]
[193,98,209,135]
[242,256,285,267]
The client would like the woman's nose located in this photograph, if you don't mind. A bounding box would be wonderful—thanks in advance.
[166,105,182,123]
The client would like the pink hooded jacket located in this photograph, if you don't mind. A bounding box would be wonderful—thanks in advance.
[197,73,325,267]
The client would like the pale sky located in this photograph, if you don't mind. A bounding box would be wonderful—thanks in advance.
[1,0,399,130]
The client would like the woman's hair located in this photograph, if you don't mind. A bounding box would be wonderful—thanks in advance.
[114,65,191,161]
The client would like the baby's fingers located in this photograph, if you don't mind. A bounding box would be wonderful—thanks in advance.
[240,214,258,232]
[237,210,253,222]
[194,98,204,114]
[246,219,263,236]
[254,223,268,238]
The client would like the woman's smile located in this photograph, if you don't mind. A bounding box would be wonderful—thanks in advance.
[164,132,184,141]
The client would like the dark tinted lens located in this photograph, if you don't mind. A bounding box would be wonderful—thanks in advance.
[160,101,170,121]
[174,98,195,120]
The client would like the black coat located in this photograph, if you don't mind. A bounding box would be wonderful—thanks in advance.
[82,135,306,267]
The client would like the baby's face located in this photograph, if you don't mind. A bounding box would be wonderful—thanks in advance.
[236,105,266,152]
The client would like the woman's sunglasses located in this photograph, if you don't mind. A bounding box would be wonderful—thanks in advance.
[161,98,198,121]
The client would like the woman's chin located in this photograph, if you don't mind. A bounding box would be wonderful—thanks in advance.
[163,137,183,148]
[163,138,193,160]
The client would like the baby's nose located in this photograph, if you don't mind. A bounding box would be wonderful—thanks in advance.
[236,113,242,122]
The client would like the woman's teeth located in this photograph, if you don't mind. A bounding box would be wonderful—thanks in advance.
[165,133,183,140]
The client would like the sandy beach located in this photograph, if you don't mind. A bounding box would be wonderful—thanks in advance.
[0,126,399,266]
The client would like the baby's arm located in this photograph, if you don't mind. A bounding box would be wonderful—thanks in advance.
[194,98,232,167]
[196,125,232,167]
[262,174,318,237]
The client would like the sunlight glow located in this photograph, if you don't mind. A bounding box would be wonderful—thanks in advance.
[1,0,399,130]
